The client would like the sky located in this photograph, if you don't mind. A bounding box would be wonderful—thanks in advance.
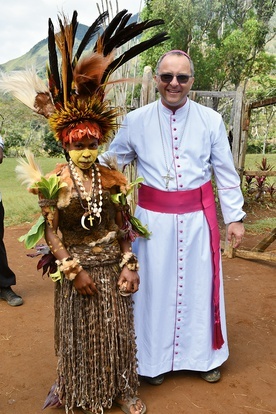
[0,0,144,64]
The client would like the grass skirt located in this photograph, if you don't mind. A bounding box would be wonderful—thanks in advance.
[54,261,139,413]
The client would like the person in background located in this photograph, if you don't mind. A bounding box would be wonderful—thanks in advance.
[0,135,23,306]
[99,49,246,385]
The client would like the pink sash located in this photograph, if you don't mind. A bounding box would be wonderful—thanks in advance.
[138,181,224,350]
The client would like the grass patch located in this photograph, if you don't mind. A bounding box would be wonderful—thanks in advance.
[244,154,276,169]
[245,217,276,234]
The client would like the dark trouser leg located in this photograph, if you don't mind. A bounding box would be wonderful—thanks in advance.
[0,200,16,287]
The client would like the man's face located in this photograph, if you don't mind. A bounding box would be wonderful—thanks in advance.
[155,54,194,111]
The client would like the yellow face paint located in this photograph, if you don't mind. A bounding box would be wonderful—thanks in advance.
[69,149,98,170]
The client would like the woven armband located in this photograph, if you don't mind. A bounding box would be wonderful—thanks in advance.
[119,251,139,271]
[56,257,83,281]
[38,199,58,207]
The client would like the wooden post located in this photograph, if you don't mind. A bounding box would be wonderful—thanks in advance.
[238,102,251,183]
[251,228,276,252]
[231,86,243,175]
[140,66,155,107]
[234,249,276,262]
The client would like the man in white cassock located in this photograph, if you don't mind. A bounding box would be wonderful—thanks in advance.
[99,50,246,385]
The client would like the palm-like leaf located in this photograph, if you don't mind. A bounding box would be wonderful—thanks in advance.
[18,215,45,249]
[33,174,67,199]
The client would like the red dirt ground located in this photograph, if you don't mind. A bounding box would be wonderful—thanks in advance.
[1,206,275,414]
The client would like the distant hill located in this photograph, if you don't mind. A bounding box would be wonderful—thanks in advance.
[0,14,138,76]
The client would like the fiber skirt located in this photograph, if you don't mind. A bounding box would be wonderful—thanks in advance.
[54,260,139,413]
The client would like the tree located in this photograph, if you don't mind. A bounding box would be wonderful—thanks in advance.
[43,127,63,157]
[140,0,276,92]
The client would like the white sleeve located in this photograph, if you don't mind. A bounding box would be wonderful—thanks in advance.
[98,115,136,169]
[210,116,245,224]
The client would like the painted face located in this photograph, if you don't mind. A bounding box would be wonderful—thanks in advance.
[67,136,99,170]
[155,54,194,111]
[69,149,98,169]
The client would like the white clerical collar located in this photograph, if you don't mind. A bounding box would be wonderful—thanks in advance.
[159,98,190,116]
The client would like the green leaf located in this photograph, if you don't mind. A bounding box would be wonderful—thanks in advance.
[125,177,144,197]
[31,174,67,199]
[18,215,46,249]
[111,193,123,204]
[111,177,145,204]
[129,216,152,239]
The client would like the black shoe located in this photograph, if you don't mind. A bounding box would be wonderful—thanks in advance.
[200,368,221,383]
[143,374,164,385]
[0,287,23,307]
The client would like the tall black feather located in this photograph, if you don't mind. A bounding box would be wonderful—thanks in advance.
[64,11,78,101]
[48,18,61,101]
[94,9,129,51]
[102,32,170,83]
[113,12,132,36]
[71,10,78,45]
[100,19,167,56]
[66,11,78,98]
[74,11,108,64]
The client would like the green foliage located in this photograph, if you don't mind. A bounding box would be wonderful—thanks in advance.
[43,128,63,157]
[243,155,276,202]
[32,174,67,199]
[0,95,49,156]
[140,0,276,91]
[18,215,45,249]
[246,72,276,101]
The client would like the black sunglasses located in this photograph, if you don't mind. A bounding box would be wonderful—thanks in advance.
[158,73,193,84]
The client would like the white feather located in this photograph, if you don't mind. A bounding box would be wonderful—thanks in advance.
[15,150,43,188]
[0,68,49,111]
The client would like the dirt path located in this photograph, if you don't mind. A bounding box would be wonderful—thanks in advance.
[0,224,275,414]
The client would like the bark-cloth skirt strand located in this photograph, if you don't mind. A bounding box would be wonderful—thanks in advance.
[54,246,139,414]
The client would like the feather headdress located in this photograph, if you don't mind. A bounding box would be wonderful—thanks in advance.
[0,9,168,144]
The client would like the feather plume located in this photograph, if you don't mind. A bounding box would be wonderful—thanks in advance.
[0,68,52,113]
[90,10,169,84]
[95,9,129,53]
[94,11,166,56]
[105,32,170,79]
[74,11,108,62]
[73,51,115,98]
[55,13,75,106]
[15,150,43,188]
[48,18,61,101]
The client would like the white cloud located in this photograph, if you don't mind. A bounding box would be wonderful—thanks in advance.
[0,0,144,64]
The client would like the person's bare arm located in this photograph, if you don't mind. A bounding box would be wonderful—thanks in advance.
[44,207,98,295]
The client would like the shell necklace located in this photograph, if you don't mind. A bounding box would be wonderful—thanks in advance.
[157,99,190,189]
[69,159,103,230]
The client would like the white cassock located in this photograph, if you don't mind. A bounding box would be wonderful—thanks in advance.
[102,98,245,377]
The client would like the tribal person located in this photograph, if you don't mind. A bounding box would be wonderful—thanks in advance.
[0,9,168,414]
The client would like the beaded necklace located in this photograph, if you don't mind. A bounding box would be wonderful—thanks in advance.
[69,159,103,230]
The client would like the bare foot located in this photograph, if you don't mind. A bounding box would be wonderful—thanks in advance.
[115,396,146,414]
